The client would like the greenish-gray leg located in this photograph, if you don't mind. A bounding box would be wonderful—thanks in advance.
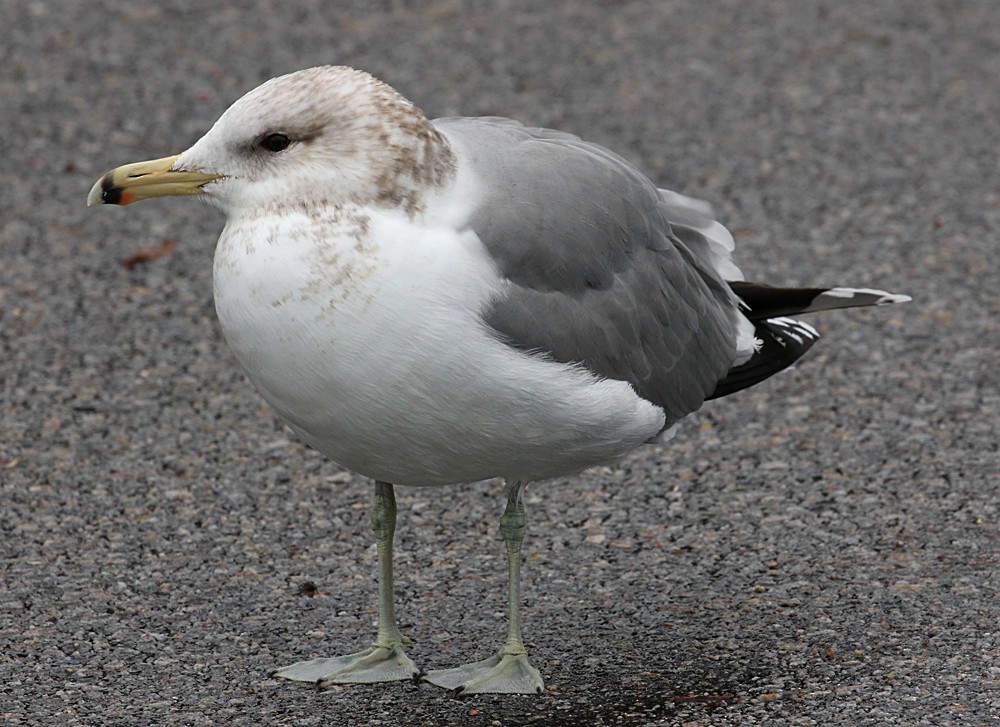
[500,482,529,657]
[271,480,419,685]
[371,481,405,649]
[423,480,543,694]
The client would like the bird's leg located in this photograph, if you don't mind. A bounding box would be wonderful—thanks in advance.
[370,480,407,649]
[499,483,530,659]
[424,481,544,694]
[272,481,419,685]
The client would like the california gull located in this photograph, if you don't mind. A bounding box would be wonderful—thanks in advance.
[88,65,909,695]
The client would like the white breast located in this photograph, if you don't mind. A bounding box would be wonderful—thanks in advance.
[212,204,665,487]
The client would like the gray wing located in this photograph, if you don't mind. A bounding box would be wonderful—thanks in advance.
[434,117,742,425]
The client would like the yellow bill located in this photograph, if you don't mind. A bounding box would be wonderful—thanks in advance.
[87,155,222,206]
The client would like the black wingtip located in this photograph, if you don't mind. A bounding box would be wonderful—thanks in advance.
[709,317,820,400]
[729,281,910,320]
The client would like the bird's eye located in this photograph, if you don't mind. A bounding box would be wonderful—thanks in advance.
[259,132,291,153]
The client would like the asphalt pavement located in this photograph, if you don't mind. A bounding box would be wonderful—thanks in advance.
[1,2,997,725]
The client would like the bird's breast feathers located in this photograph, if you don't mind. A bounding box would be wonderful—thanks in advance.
[211,204,664,486]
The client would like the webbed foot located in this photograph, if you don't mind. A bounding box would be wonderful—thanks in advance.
[272,644,419,685]
[424,650,543,695]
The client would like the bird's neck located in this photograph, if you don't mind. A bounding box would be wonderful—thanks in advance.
[370,113,457,218]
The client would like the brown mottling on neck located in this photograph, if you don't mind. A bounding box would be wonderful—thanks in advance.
[365,78,457,217]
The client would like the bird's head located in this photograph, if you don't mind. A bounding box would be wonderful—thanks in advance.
[88,66,455,218]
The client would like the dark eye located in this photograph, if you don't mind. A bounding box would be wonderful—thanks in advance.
[259,132,291,153]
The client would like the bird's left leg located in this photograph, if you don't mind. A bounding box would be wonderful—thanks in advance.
[424,481,544,694]
[272,481,420,685]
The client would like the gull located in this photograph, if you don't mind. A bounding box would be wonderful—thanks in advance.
[88,65,909,695]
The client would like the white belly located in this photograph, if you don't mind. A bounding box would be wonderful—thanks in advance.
[212,207,665,487]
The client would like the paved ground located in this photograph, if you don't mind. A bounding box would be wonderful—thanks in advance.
[2,1,997,725]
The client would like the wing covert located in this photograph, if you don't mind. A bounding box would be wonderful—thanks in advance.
[435,117,743,425]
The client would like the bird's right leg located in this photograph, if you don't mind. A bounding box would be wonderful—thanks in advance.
[272,480,420,685]
[424,481,544,694]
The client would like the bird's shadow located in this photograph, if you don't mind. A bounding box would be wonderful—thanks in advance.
[409,644,770,727]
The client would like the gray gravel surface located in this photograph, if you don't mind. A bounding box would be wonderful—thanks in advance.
[2,2,997,725]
